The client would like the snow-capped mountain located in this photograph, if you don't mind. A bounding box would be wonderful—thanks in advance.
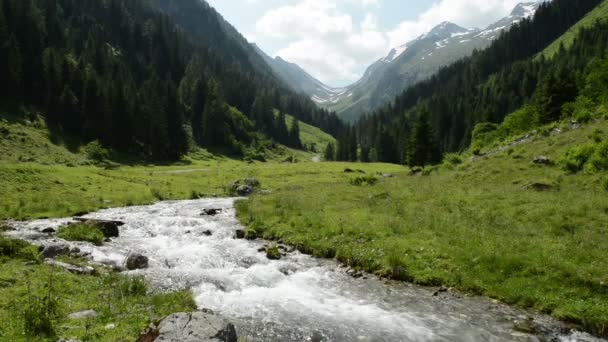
[309,2,541,122]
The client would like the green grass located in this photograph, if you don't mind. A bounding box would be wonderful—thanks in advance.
[0,237,196,341]
[0,158,402,220]
[57,223,105,246]
[237,119,608,336]
[285,114,336,154]
[540,0,608,59]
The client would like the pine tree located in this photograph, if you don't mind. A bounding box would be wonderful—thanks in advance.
[288,118,302,148]
[324,142,335,161]
[348,128,358,162]
[274,110,289,144]
[406,110,441,167]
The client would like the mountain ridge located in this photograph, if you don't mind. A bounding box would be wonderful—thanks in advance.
[257,2,540,123]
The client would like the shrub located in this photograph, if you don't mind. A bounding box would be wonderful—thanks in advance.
[442,153,463,170]
[590,129,604,143]
[602,177,608,191]
[586,140,608,172]
[57,223,104,246]
[575,108,593,123]
[558,144,595,173]
[0,237,40,261]
[84,140,109,162]
[150,187,165,201]
[118,276,148,297]
[22,291,58,337]
[350,175,378,186]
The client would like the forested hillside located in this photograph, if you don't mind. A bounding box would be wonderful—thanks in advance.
[344,0,605,165]
[0,0,344,160]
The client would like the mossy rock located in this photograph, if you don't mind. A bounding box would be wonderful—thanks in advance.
[266,246,281,260]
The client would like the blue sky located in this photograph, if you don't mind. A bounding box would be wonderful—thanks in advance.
[206,0,532,86]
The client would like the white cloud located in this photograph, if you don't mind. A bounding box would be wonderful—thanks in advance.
[254,0,532,86]
[256,0,388,85]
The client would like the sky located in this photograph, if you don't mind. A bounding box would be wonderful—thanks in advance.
[206,0,534,87]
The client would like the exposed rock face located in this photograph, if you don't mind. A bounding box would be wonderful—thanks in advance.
[137,312,238,342]
[126,253,149,270]
[73,218,124,237]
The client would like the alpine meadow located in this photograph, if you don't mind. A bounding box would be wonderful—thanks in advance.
[1,0,608,341]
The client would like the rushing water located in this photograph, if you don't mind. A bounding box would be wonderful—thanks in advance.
[6,199,605,342]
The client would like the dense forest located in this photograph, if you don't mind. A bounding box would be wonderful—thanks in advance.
[0,0,344,160]
[332,0,607,165]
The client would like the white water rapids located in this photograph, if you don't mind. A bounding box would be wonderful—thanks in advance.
[6,198,605,342]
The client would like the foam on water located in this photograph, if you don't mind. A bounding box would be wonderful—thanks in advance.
[6,199,605,342]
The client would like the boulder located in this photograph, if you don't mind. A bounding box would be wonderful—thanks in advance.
[201,209,222,216]
[0,222,15,232]
[42,244,71,258]
[73,218,124,238]
[234,230,245,239]
[68,310,98,320]
[126,254,149,270]
[235,185,253,196]
[42,227,56,234]
[243,178,260,187]
[512,317,538,334]
[266,246,281,260]
[137,312,237,342]
[533,156,552,165]
[46,259,96,275]
[202,230,213,236]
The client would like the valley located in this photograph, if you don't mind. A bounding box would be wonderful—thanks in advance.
[1,0,608,341]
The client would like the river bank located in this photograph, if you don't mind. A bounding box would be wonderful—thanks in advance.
[3,198,603,341]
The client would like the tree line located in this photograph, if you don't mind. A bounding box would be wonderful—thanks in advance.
[325,0,605,166]
[0,0,344,160]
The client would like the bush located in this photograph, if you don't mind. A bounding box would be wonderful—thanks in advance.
[118,276,148,297]
[586,140,608,172]
[602,177,608,191]
[558,144,595,173]
[0,237,40,261]
[84,140,109,162]
[57,223,104,246]
[350,175,378,186]
[150,187,165,201]
[22,291,58,337]
[442,153,463,170]
[590,129,604,143]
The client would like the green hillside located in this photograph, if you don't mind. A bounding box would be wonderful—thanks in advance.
[541,0,608,59]
[239,116,608,336]
[285,114,336,152]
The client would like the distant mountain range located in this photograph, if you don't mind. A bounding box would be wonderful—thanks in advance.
[256,2,540,122]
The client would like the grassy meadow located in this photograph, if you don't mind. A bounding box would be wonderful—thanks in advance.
[2,106,608,337]
[237,119,608,335]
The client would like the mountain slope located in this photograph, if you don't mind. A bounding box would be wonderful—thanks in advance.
[540,0,608,58]
[252,44,339,101]
[313,3,539,122]
[0,0,345,162]
[149,0,345,137]
[350,0,605,164]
